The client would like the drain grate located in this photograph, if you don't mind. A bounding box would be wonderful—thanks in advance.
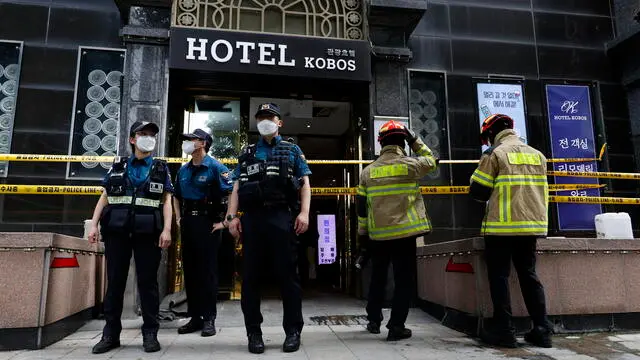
[309,315,369,326]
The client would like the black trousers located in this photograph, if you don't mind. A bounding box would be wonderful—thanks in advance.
[181,215,221,320]
[484,236,550,331]
[102,232,161,338]
[240,208,303,335]
[366,237,417,329]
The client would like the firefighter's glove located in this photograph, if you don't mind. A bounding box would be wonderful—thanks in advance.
[405,127,418,146]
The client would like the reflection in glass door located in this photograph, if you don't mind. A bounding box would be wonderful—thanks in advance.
[183,97,245,159]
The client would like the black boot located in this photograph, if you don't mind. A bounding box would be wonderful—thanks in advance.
[524,326,552,348]
[142,332,161,353]
[177,318,203,334]
[201,319,217,337]
[248,333,265,354]
[479,329,518,348]
[92,335,120,354]
[283,331,301,353]
[366,322,380,334]
[386,326,412,341]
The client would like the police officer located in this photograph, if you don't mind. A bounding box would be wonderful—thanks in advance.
[226,103,312,354]
[357,120,437,341]
[470,114,552,348]
[173,128,233,337]
[87,121,174,354]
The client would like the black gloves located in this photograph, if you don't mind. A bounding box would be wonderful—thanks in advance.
[405,127,418,146]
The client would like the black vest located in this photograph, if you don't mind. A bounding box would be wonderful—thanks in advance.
[100,157,167,234]
[237,140,300,211]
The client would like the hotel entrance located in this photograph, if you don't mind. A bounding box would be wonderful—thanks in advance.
[165,71,370,300]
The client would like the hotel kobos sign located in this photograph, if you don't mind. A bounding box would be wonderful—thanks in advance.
[170,27,371,81]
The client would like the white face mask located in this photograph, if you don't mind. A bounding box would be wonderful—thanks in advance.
[257,120,279,136]
[136,135,156,152]
[182,140,196,155]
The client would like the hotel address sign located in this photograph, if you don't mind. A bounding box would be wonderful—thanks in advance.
[170,27,371,82]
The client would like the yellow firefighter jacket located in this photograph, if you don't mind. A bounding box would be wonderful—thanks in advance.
[469,129,548,236]
[357,138,437,241]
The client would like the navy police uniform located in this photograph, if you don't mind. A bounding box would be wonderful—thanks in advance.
[99,124,173,340]
[175,148,233,324]
[232,120,311,336]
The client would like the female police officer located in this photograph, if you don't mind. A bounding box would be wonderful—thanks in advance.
[226,103,312,354]
[173,128,233,337]
[88,121,174,354]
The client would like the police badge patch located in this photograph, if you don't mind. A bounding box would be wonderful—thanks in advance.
[247,163,260,176]
[149,182,164,194]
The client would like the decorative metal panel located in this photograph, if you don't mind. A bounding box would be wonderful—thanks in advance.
[66,47,125,180]
[172,0,364,40]
[408,71,450,186]
[0,40,23,178]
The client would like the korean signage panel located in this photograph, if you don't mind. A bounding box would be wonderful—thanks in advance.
[317,214,337,265]
[170,27,371,82]
[476,82,527,152]
[546,84,601,230]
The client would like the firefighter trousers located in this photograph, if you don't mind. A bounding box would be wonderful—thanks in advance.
[484,236,551,331]
[366,237,417,329]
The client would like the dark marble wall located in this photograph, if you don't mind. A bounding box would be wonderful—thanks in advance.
[0,0,122,236]
[370,0,637,241]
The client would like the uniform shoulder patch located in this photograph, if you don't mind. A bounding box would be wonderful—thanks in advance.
[221,171,230,179]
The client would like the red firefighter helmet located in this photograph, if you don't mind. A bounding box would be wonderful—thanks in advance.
[378,120,406,143]
[480,114,514,146]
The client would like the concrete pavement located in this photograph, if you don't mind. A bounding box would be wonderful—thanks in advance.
[2,297,640,360]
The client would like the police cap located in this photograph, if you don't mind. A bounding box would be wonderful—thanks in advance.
[130,121,160,137]
[255,103,281,118]
[181,128,213,147]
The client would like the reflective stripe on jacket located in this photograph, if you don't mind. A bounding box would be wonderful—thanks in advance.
[470,129,549,236]
[357,138,437,241]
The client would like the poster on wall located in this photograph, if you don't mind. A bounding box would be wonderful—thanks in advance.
[373,116,410,156]
[317,214,336,265]
[546,84,601,230]
[476,82,527,152]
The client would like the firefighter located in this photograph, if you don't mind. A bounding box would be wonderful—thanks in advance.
[357,120,438,341]
[87,121,174,354]
[173,128,233,337]
[226,102,312,354]
[469,114,552,348]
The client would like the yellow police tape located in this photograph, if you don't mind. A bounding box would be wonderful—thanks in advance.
[0,184,632,205]
[310,184,605,196]
[0,154,603,166]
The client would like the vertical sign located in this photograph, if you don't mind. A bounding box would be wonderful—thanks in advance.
[317,214,336,265]
[546,85,601,230]
[476,82,527,152]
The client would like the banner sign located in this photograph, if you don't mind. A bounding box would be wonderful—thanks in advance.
[317,214,337,265]
[546,84,602,230]
[170,27,371,82]
[476,82,527,152]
